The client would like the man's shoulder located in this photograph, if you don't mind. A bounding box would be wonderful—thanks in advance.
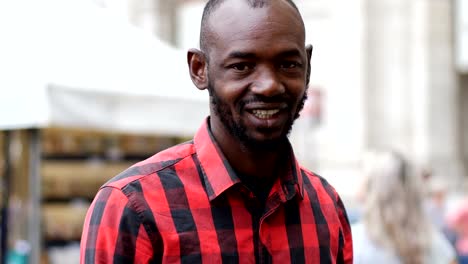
[299,166,340,200]
[102,140,196,190]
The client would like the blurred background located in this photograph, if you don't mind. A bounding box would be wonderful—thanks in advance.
[0,0,467,263]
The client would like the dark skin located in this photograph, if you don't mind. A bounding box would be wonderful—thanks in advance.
[188,0,312,187]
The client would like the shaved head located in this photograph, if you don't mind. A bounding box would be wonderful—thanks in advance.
[200,0,304,55]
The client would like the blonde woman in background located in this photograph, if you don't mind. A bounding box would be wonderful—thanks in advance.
[352,151,457,264]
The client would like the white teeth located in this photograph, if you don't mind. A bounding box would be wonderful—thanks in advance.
[252,109,280,119]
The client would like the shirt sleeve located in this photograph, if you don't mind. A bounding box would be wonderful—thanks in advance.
[336,194,354,264]
[80,186,154,263]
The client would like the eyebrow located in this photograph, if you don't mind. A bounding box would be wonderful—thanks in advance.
[276,49,302,58]
[226,49,303,60]
[226,51,258,60]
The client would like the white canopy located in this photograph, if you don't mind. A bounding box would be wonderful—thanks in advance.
[0,0,208,136]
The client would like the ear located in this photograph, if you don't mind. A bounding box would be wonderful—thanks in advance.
[187,48,209,90]
[305,44,313,85]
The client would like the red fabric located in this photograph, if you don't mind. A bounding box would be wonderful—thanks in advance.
[80,119,353,263]
[447,199,468,254]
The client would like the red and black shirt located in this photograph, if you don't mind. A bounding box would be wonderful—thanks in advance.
[80,119,353,263]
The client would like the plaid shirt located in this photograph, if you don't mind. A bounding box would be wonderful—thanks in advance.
[80,119,353,263]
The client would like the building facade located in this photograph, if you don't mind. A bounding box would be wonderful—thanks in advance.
[108,0,468,195]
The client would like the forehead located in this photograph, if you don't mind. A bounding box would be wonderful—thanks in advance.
[206,0,305,58]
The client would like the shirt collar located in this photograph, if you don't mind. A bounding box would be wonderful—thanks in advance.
[194,118,304,201]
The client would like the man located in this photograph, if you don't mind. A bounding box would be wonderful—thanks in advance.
[80,0,353,263]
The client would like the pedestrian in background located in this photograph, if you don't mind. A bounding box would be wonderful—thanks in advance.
[422,168,458,245]
[352,150,457,264]
[447,198,468,263]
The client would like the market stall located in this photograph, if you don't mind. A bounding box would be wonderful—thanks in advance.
[0,0,208,262]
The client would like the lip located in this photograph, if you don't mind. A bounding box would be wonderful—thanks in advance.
[244,103,289,129]
[243,102,288,111]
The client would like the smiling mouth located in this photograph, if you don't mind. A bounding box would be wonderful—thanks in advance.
[251,109,281,119]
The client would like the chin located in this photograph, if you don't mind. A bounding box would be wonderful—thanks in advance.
[241,131,289,152]
[248,138,286,152]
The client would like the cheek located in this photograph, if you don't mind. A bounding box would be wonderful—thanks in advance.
[214,82,247,105]
[288,82,307,101]
[212,66,252,95]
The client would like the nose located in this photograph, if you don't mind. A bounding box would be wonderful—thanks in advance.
[250,66,285,97]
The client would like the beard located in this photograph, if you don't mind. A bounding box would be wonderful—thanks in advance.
[208,81,308,152]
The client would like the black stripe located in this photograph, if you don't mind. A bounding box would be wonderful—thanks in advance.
[262,247,272,263]
[337,230,345,264]
[85,187,113,264]
[105,159,182,186]
[320,178,351,227]
[122,181,164,263]
[193,155,240,263]
[302,172,331,264]
[284,199,305,263]
[319,176,351,263]
[319,177,338,208]
[336,195,349,264]
[113,203,140,263]
[212,196,240,263]
[181,254,203,263]
[114,189,141,263]
[192,154,211,198]
[199,167,215,199]
[105,166,140,185]
[251,207,262,264]
[222,158,240,183]
[158,167,202,263]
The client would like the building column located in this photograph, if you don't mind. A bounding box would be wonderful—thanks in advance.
[365,0,415,152]
[423,0,465,188]
[365,0,465,188]
[460,75,468,188]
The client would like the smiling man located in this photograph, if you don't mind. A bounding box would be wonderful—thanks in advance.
[80,0,353,263]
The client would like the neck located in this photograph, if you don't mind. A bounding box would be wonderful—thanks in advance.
[238,147,287,179]
[210,119,289,180]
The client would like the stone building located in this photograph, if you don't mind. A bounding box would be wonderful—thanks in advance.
[103,0,468,195]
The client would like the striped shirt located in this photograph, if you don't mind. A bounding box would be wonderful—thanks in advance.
[80,119,353,263]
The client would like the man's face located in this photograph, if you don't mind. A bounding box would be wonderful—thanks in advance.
[206,0,310,150]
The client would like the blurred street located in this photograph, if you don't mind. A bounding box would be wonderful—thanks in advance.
[0,0,467,263]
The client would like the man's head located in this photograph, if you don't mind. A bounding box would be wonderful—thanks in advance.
[199,0,302,54]
[188,0,312,151]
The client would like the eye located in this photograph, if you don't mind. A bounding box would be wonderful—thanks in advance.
[279,61,302,71]
[230,62,255,72]
[280,61,302,69]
